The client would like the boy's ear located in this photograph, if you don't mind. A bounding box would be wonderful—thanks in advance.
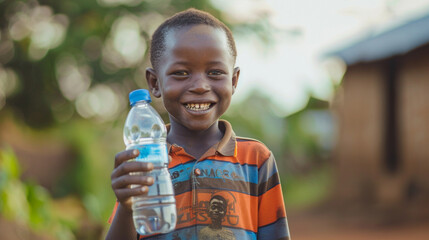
[232,67,240,94]
[146,67,161,98]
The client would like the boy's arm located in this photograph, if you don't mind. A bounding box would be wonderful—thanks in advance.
[105,203,136,240]
[105,149,154,240]
[257,152,291,240]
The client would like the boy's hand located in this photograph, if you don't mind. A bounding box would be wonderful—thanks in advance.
[111,149,154,211]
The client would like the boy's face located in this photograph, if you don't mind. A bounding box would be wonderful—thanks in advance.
[147,24,239,131]
[208,198,227,221]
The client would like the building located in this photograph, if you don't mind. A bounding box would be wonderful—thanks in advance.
[328,12,429,220]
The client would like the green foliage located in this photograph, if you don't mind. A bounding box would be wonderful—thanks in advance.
[0,0,272,128]
[0,148,75,240]
[60,120,123,222]
[282,166,333,210]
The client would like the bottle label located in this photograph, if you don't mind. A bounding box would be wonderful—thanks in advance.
[130,144,169,166]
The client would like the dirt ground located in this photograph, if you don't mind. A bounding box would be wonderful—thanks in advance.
[288,208,429,240]
[2,209,429,240]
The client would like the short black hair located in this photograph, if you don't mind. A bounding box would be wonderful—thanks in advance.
[150,8,237,70]
[209,195,228,209]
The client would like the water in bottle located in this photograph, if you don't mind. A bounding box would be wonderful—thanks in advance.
[123,89,177,235]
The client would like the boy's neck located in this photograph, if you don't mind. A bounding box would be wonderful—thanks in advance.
[167,120,224,160]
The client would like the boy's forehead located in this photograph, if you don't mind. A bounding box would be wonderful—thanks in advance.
[164,25,230,54]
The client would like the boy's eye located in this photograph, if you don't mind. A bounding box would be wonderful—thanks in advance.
[172,71,189,76]
[208,70,224,76]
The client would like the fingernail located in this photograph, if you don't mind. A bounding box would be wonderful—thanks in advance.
[141,186,148,192]
[147,177,154,184]
[133,149,139,156]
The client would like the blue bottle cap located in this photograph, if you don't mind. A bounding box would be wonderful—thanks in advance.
[129,89,151,106]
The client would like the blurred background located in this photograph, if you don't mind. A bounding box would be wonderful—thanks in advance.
[1,0,429,239]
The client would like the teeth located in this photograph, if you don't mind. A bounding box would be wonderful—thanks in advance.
[186,103,211,111]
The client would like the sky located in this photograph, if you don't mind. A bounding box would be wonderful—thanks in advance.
[215,0,429,116]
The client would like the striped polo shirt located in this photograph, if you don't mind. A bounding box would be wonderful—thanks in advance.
[111,120,290,239]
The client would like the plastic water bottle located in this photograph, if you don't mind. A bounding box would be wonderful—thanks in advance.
[123,89,177,235]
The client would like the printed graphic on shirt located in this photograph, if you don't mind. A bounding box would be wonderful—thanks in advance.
[198,193,236,240]
[170,160,259,197]
[175,190,239,227]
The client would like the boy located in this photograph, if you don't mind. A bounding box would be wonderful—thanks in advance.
[199,194,235,239]
[106,8,290,240]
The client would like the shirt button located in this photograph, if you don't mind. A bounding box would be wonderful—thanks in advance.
[194,168,201,176]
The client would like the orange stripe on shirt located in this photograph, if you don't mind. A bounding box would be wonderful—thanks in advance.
[168,152,194,168]
[236,139,271,167]
[108,201,119,224]
[258,184,286,226]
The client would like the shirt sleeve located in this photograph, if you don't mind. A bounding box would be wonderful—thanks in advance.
[108,201,119,224]
[257,152,291,240]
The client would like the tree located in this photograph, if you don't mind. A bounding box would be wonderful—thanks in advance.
[0,0,272,128]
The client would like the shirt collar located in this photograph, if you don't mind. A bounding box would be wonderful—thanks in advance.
[166,119,236,157]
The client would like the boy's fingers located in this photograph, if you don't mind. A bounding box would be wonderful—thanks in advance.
[115,186,149,200]
[114,149,139,168]
[111,161,154,179]
[112,175,154,189]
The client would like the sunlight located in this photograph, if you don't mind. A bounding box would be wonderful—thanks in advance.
[75,84,125,122]
[8,3,68,61]
[56,55,92,101]
[101,15,147,72]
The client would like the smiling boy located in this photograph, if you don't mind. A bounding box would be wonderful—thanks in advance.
[106,8,290,240]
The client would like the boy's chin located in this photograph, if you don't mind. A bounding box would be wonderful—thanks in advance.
[181,120,219,132]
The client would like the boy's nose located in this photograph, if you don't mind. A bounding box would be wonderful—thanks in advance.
[189,74,210,94]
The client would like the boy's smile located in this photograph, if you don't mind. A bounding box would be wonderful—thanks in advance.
[147,24,240,131]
